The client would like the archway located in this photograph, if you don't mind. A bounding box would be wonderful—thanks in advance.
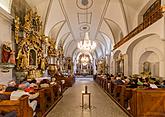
[139,51,159,77]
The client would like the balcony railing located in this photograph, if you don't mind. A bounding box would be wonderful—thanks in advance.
[114,7,163,49]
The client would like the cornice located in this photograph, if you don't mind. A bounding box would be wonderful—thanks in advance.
[0,7,13,23]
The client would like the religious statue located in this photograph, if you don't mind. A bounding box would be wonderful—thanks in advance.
[9,50,16,65]
[14,16,20,44]
[20,49,28,70]
[1,44,11,63]
[14,10,45,71]
[40,57,46,70]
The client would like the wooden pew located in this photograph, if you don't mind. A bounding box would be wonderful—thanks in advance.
[36,89,47,115]
[51,84,60,100]
[41,86,55,108]
[119,86,133,108]
[113,85,123,101]
[130,88,165,117]
[0,95,33,117]
[109,81,115,96]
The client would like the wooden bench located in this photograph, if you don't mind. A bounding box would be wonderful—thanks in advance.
[0,94,33,117]
[130,88,165,117]
[36,89,47,115]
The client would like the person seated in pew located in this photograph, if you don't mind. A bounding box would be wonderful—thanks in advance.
[50,77,57,85]
[127,78,138,88]
[160,80,165,88]
[122,78,130,85]
[143,77,150,87]
[5,80,18,92]
[10,84,39,116]
[29,79,38,89]
[149,80,158,88]
[114,77,124,85]
[40,79,50,88]
[137,78,144,86]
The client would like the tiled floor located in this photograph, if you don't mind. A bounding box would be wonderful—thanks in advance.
[46,78,129,117]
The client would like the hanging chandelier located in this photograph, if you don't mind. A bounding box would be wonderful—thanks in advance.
[77,32,96,51]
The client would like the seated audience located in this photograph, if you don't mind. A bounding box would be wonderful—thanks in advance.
[114,77,124,85]
[137,78,143,86]
[5,80,18,92]
[149,80,158,88]
[10,84,39,116]
[40,79,50,88]
[160,80,165,88]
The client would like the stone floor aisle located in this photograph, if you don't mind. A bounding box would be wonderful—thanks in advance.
[46,78,129,117]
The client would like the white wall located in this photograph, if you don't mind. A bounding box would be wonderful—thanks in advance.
[0,7,13,85]
[111,15,165,77]
[132,35,165,78]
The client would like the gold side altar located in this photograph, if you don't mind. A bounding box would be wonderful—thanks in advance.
[14,10,48,80]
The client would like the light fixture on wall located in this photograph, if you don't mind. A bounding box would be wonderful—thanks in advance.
[78,32,96,51]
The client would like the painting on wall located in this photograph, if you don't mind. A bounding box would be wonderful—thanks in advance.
[143,61,151,73]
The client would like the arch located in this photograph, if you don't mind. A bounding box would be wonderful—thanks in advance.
[99,32,112,54]
[57,32,70,47]
[48,20,66,41]
[126,33,164,75]
[104,18,124,44]
[95,39,106,55]
[72,48,97,63]
[64,40,76,56]
[76,52,93,62]
[113,50,122,59]
[138,50,159,77]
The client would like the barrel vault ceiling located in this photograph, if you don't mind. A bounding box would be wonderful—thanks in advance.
[24,0,153,59]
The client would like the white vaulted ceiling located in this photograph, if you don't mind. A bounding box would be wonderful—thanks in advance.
[23,0,154,59]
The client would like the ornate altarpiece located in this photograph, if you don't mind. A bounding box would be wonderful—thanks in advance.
[14,10,48,79]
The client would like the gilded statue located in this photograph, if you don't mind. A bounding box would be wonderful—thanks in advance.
[14,10,47,72]
[14,16,20,44]
[40,57,46,70]
[24,13,31,32]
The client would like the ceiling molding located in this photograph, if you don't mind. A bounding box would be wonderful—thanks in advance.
[99,31,114,45]
[80,24,90,32]
[43,0,53,33]
[76,0,93,10]
[64,40,75,56]
[94,0,110,41]
[57,32,71,47]
[119,0,129,33]
[59,0,76,40]
[96,39,106,54]
[104,18,124,44]
[77,12,92,24]
[48,20,66,40]
[98,32,109,47]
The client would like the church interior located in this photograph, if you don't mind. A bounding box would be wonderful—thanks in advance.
[0,0,165,117]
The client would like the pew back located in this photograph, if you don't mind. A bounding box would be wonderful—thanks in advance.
[130,89,165,117]
[0,95,33,117]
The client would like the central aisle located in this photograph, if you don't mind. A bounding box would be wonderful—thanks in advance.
[46,78,129,117]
